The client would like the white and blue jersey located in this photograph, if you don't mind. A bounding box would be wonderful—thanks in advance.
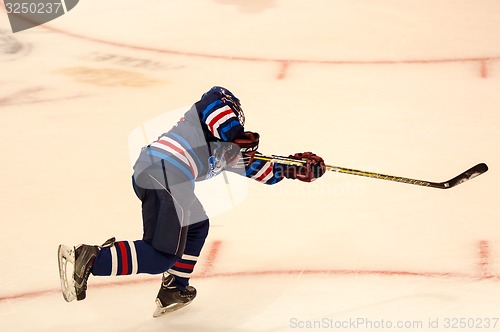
[133,87,284,187]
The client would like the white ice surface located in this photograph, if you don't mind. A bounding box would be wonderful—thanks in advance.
[0,1,499,331]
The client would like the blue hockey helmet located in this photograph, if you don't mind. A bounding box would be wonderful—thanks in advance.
[202,86,245,126]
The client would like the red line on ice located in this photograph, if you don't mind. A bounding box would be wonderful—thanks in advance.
[1,240,499,304]
[0,4,497,81]
[480,60,489,78]
[479,240,493,279]
[10,18,496,72]
[277,61,290,79]
[2,267,498,304]
[1,4,497,79]
[200,240,222,276]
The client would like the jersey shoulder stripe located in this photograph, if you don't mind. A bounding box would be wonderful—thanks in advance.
[201,99,224,122]
[199,99,243,142]
[168,132,204,172]
[152,137,198,179]
[146,148,195,181]
[206,106,234,139]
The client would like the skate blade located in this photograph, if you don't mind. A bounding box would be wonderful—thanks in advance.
[57,245,76,302]
[152,298,192,318]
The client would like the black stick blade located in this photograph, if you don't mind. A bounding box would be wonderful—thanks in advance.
[438,163,488,189]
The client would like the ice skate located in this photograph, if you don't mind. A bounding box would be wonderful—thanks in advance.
[153,273,197,318]
[58,237,115,302]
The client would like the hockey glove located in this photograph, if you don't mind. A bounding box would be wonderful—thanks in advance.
[283,152,326,182]
[232,131,260,166]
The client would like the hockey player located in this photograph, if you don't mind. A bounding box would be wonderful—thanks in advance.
[58,86,326,317]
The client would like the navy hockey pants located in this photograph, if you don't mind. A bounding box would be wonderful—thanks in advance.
[91,173,209,290]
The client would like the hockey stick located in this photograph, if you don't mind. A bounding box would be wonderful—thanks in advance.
[253,154,488,189]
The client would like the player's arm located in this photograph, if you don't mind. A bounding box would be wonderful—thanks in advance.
[226,132,326,184]
[243,151,326,184]
[198,94,245,142]
[243,158,286,185]
[222,131,281,184]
